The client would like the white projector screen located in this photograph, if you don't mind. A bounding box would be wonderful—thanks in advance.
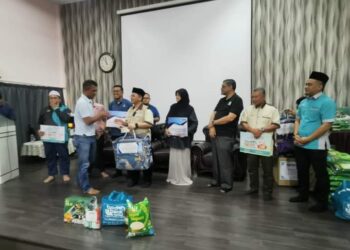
[121,0,251,140]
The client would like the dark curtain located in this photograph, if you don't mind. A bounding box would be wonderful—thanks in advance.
[0,82,65,154]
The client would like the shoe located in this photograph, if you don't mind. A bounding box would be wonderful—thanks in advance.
[309,203,328,213]
[112,171,123,178]
[207,183,219,188]
[141,182,151,188]
[43,176,55,184]
[62,175,70,182]
[127,180,137,187]
[220,188,232,193]
[245,189,259,195]
[263,194,273,201]
[289,195,309,203]
[86,188,100,195]
[101,171,110,179]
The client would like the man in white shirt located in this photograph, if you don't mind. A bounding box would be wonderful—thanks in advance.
[241,87,280,201]
[74,80,108,195]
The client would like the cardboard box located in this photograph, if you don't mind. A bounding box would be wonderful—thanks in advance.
[273,157,298,186]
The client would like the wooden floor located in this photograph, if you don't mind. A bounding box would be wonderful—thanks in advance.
[0,157,349,250]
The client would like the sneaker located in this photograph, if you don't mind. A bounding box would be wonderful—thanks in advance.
[62,175,70,182]
[220,188,232,193]
[308,203,328,213]
[289,195,308,203]
[86,188,100,195]
[43,176,55,184]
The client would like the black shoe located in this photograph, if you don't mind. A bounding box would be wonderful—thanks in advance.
[207,183,219,188]
[309,203,328,213]
[263,194,273,201]
[289,196,309,203]
[127,180,137,187]
[220,188,232,193]
[112,171,123,179]
[141,182,151,188]
[245,189,259,195]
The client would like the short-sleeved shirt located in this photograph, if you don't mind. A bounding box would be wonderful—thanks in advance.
[147,104,160,120]
[74,95,95,136]
[297,92,336,150]
[214,94,243,137]
[126,104,154,137]
[240,103,280,137]
[109,98,132,137]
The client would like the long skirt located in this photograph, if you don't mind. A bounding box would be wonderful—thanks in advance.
[167,148,193,186]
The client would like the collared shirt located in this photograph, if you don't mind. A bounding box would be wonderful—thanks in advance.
[108,98,132,137]
[297,92,336,150]
[126,104,153,137]
[74,94,95,136]
[240,103,280,137]
[147,104,160,120]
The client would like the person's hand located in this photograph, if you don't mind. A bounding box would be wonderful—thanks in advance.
[128,123,136,131]
[98,111,108,119]
[114,119,126,126]
[252,128,262,139]
[165,129,172,137]
[209,127,216,138]
[286,109,296,116]
[294,135,310,145]
[38,131,45,137]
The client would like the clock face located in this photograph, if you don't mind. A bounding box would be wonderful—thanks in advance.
[99,52,116,73]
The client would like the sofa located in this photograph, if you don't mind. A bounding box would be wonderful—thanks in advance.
[191,126,247,181]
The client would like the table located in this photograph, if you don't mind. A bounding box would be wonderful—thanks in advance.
[21,138,75,158]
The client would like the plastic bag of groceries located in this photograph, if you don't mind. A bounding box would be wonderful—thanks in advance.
[101,191,133,226]
[331,180,350,221]
[126,198,155,238]
[84,196,101,229]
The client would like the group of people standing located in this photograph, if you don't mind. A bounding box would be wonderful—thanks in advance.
[37,70,336,212]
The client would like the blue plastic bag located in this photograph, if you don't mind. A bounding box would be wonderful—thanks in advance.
[101,191,133,226]
[331,180,350,220]
[112,133,153,170]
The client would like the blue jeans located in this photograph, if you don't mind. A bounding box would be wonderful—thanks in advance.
[74,135,96,192]
[43,142,70,176]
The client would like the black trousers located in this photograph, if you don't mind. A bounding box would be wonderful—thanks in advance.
[294,146,329,205]
[247,154,274,194]
[127,166,152,184]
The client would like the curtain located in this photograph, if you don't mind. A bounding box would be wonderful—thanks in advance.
[0,82,65,154]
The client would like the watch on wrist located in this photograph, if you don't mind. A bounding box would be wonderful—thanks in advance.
[135,123,139,129]
[260,128,265,132]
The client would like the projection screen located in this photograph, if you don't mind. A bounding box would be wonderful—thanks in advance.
[120,0,251,140]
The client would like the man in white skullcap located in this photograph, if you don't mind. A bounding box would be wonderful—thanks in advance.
[38,90,72,184]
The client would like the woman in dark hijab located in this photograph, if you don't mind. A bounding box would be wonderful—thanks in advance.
[165,89,198,185]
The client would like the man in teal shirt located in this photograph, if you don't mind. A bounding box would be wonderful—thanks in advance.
[290,71,336,213]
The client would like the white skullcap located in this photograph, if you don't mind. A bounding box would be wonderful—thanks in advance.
[48,90,60,97]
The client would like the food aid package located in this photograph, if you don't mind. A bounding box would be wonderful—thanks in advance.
[84,196,101,229]
[331,180,350,221]
[126,198,155,238]
[101,191,133,226]
[64,196,96,225]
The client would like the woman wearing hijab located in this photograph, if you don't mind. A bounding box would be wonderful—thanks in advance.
[165,89,198,185]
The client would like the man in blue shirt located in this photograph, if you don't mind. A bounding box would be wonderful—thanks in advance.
[0,92,15,120]
[290,71,336,213]
[143,93,160,124]
[108,85,132,177]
